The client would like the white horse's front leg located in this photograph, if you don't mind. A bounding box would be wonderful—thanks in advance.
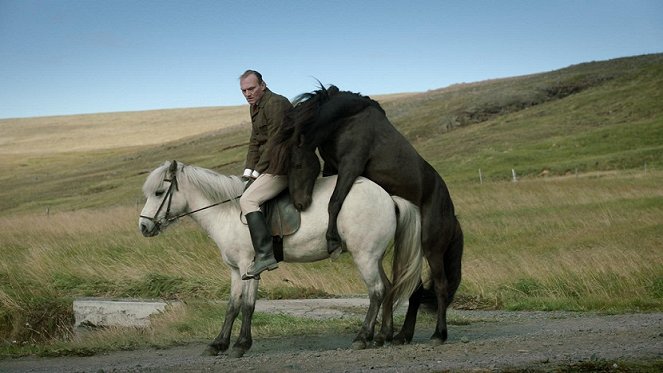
[229,274,259,358]
[206,269,243,356]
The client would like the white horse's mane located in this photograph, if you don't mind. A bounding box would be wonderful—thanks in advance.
[143,161,244,207]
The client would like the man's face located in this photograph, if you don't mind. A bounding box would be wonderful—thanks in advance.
[240,74,266,105]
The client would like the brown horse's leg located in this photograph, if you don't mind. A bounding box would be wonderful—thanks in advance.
[420,202,455,345]
[326,166,364,257]
[392,283,423,344]
[427,217,464,345]
[446,220,464,305]
[430,265,450,344]
[392,199,447,345]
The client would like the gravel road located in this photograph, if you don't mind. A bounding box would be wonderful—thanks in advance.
[2,298,661,372]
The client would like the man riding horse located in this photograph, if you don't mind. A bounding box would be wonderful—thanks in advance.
[237,70,293,280]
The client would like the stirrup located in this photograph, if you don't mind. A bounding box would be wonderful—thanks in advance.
[241,272,260,280]
[242,260,278,280]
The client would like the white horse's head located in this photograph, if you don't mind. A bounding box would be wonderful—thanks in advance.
[138,160,187,237]
[138,160,245,237]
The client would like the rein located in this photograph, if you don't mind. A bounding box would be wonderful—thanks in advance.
[167,195,239,221]
[140,170,241,229]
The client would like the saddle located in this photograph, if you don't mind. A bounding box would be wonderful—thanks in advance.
[244,189,301,262]
[262,189,301,237]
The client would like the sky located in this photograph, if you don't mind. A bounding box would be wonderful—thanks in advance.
[0,0,661,119]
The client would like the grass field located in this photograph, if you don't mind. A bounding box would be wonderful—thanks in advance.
[1,54,662,356]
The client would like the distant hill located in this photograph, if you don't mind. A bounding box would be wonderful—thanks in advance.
[381,53,663,180]
[0,106,248,155]
[0,53,661,214]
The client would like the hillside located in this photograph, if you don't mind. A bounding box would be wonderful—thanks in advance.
[0,53,661,214]
[382,53,663,180]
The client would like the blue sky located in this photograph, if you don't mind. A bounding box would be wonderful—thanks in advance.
[1,0,661,119]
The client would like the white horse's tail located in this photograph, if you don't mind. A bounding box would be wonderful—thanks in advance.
[390,196,423,308]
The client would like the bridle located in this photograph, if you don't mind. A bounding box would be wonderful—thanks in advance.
[139,163,240,232]
[139,173,180,232]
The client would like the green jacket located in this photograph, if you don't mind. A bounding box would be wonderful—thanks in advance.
[244,89,293,174]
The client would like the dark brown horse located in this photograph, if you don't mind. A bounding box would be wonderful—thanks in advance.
[268,85,463,346]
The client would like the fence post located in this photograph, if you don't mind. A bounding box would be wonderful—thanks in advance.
[511,169,517,182]
[479,169,483,184]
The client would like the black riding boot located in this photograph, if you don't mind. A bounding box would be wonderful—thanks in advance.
[242,211,279,280]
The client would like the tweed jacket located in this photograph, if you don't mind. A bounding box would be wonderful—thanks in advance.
[244,89,293,174]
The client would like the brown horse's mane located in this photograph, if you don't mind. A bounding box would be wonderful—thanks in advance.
[265,84,384,174]
[294,85,384,147]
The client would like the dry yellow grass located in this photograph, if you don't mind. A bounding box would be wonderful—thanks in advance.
[453,172,663,309]
[0,105,248,155]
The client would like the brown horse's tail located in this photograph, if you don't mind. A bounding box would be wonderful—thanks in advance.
[389,196,423,308]
[444,218,464,303]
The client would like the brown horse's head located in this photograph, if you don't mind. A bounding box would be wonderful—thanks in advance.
[288,141,320,211]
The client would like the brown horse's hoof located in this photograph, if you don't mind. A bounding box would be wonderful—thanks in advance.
[352,340,368,350]
[327,240,343,261]
[203,345,220,356]
[229,347,246,358]
[328,247,342,261]
[430,337,445,346]
[392,334,409,345]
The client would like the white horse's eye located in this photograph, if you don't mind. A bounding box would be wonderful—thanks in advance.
[155,190,165,197]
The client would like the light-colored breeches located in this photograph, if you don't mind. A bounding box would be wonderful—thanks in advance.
[239,173,288,214]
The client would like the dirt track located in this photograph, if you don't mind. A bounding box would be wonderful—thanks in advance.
[2,299,661,372]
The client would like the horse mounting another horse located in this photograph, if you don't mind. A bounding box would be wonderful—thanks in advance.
[268,84,464,346]
[138,160,423,357]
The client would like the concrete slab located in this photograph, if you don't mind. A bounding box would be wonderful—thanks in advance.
[73,298,177,328]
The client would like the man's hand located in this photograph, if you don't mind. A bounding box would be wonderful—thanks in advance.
[242,169,260,190]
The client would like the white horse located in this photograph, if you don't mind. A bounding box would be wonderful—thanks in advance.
[138,161,422,357]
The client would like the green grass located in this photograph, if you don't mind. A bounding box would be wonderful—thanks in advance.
[0,53,662,356]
